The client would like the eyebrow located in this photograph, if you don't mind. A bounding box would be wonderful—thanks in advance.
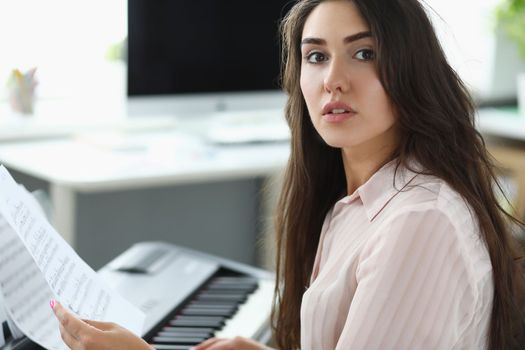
[301,31,372,46]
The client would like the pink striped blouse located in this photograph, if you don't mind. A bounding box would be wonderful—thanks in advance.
[300,160,493,349]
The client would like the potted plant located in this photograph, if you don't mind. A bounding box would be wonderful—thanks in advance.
[497,0,525,115]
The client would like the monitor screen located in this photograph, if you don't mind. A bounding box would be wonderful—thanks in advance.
[127,0,293,97]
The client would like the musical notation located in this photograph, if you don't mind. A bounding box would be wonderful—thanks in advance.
[0,165,145,349]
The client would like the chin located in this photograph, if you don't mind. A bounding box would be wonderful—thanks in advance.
[312,122,359,148]
[319,135,354,149]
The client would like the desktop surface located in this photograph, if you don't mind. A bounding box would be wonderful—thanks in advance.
[0,128,289,192]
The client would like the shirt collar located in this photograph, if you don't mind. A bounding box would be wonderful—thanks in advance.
[337,159,420,221]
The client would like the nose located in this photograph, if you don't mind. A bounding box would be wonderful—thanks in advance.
[323,58,349,94]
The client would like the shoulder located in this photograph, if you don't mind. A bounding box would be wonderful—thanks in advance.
[378,174,481,253]
[370,173,492,286]
[388,173,474,228]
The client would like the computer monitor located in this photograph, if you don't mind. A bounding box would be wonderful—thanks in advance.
[127,0,293,116]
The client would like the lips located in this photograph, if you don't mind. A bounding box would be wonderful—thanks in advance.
[321,101,356,123]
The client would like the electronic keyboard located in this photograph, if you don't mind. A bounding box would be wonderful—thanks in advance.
[2,242,275,350]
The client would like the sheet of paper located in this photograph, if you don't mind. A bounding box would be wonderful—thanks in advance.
[0,214,67,349]
[0,165,145,345]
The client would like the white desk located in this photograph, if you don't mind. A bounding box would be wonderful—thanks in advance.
[477,107,524,140]
[0,113,289,266]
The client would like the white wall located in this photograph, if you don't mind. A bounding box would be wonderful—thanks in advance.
[0,0,127,101]
[424,0,524,101]
[0,1,521,105]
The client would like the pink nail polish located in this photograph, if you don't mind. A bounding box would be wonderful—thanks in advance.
[49,299,56,309]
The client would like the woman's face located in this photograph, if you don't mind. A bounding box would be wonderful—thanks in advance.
[300,0,397,154]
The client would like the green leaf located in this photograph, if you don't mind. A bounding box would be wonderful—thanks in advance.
[496,0,525,59]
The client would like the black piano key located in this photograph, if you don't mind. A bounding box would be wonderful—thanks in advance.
[174,315,224,322]
[202,286,248,292]
[158,331,212,338]
[169,317,224,328]
[196,292,247,302]
[181,310,234,318]
[189,300,239,307]
[152,336,207,344]
[185,303,237,310]
[205,283,258,293]
[151,345,193,350]
[162,326,216,334]
[211,277,258,284]
[208,278,257,284]
[183,304,237,312]
[186,306,239,314]
[180,308,235,317]
[187,303,239,313]
[199,288,250,295]
[202,286,257,294]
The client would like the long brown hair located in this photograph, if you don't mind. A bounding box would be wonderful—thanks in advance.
[272,1,525,349]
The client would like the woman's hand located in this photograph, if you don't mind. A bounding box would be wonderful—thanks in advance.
[192,336,274,350]
[51,300,153,350]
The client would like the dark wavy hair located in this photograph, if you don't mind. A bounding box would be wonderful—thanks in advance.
[272,1,525,349]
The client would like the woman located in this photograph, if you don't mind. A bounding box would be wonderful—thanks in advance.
[52,0,525,349]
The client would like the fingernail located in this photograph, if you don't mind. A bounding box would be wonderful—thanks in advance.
[49,299,56,309]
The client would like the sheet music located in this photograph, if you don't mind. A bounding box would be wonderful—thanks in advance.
[0,165,145,348]
[0,214,66,349]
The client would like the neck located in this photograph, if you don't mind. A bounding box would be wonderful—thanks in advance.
[342,132,398,195]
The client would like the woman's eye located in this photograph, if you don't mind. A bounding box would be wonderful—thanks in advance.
[354,49,375,61]
[305,52,327,64]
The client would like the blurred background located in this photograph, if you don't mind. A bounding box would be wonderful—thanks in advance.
[0,0,524,270]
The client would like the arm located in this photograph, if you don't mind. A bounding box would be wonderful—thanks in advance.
[336,208,476,350]
[52,301,274,350]
[51,301,154,350]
